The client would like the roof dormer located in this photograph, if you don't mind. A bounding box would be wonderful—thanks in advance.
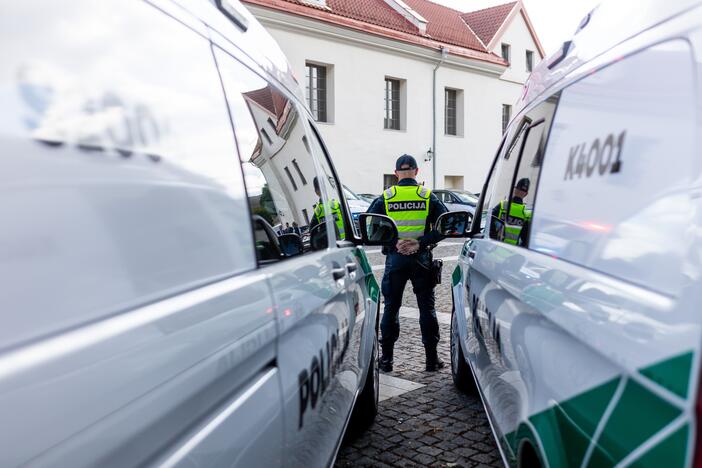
[382,0,428,35]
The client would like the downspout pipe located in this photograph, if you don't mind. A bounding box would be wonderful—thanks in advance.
[432,46,448,189]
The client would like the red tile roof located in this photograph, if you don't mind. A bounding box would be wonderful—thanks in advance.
[403,0,486,51]
[242,0,540,63]
[243,85,289,119]
[461,2,517,47]
[286,0,421,35]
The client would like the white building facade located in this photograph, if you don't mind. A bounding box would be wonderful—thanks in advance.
[242,0,545,194]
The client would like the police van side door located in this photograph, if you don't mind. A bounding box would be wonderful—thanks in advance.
[214,48,356,467]
[464,108,548,447]
[305,120,375,436]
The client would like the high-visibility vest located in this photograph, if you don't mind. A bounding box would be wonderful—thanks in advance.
[497,200,532,245]
[314,198,345,240]
[383,185,431,240]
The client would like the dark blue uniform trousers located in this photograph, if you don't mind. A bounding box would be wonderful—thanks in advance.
[380,251,440,349]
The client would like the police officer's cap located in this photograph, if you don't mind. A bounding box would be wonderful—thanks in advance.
[396,154,418,171]
[515,178,530,192]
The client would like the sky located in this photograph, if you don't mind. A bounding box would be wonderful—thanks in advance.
[432,0,601,55]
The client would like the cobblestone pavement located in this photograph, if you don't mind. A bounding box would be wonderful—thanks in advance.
[335,242,502,468]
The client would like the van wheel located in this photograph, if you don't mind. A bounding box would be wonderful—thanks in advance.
[451,307,476,393]
[348,332,379,435]
[519,441,542,468]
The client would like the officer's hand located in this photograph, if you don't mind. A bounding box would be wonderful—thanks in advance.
[397,239,419,255]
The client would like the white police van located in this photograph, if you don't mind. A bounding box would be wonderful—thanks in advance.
[0,0,398,466]
[440,0,702,466]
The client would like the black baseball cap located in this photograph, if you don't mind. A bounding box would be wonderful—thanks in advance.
[396,154,418,171]
[515,178,530,191]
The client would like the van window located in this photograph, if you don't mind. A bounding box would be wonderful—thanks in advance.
[507,94,560,247]
[486,120,529,242]
[214,48,331,264]
[304,121,353,240]
[529,40,695,295]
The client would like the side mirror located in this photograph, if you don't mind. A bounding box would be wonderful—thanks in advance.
[278,233,303,257]
[436,211,473,238]
[359,213,398,245]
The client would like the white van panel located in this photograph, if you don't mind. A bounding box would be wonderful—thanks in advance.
[530,40,697,296]
[0,0,255,350]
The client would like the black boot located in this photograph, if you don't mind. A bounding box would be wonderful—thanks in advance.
[379,346,393,372]
[425,347,445,372]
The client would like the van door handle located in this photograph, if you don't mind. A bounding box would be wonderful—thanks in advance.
[468,249,476,259]
[346,263,357,273]
[332,267,347,281]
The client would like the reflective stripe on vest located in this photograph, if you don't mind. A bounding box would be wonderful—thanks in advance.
[383,185,431,240]
[498,200,531,245]
[314,199,345,239]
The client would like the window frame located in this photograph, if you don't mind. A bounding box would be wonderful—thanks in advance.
[305,62,328,122]
[526,50,534,72]
[384,78,401,130]
[501,43,511,64]
[445,88,457,135]
[502,104,511,135]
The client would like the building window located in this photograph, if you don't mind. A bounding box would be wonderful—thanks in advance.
[502,104,511,134]
[526,50,534,72]
[292,159,307,185]
[284,166,298,191]
[260,128,272,145]
[302,208,310,225]
[383,173,399,189]
[306,63,327,122]
[501,43,511,64]
[384,78,401,130]
[445,89,457,136]
[444,175,464,190]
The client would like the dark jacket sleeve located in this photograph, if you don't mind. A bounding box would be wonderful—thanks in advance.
[366,196,386,215]
[418,194,449,250]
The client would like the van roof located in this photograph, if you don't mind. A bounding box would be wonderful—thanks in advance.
[515,0,702,115]
[174,0,306,106]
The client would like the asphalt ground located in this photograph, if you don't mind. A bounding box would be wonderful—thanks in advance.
[334,241,502,467]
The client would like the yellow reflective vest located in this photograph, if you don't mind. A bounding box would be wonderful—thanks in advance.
[497,200,532,245]
[383,185,431,240]
[314,198,345,240]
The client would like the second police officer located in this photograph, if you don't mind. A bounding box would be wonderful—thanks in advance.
[367,154,449,372]
[491,177,532,245]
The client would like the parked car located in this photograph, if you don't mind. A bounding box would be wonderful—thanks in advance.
[343,185,371,231]
[434,189,478,220]
[0,1,398,466]
[357,192,380,204]
[441,1,702,467]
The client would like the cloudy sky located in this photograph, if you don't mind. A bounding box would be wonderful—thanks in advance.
[432,0,600,55]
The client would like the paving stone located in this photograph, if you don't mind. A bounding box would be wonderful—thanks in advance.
[334,246,500,468]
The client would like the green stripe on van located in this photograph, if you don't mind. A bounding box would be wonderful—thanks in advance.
[515,377,620,468]
[504,348,694,468]
[630,423,689,467]
[586,378,681,467]
[639,351,693,400]
[355,248,380,303]
[452,265,461,287]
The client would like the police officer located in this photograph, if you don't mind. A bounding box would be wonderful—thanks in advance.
[491,177,532,245]
[367,154,448,372]
[311,176,345,240]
